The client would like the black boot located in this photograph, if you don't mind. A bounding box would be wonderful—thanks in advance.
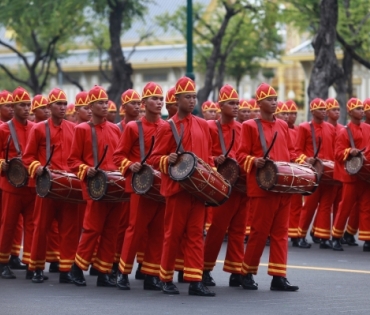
[310,231,320,244]
[188,281,215,297]
[319,239,333,249]
[202,270,216,286]
[291,238,300,247]
[32,269,47,283]
[25,265,33,279]
[97,272,116,287]
[71,263,86,286]
[1,264,16,279]
[110,263,118,281]
[332,238,344,251]
[135,263,145,280]
[363,241,370,252]
[177,270,189,283]
[116,271,130,290]
[59,271,74,284]
[229,273,241,287]
[162,281,179,294]
[8,256,27,270]
[298,238,311,249]
[143,275,162,291]
[241,273,258,290]
[89,266,99,276]
[343,231,358,246]
[49,262,59,273]
[270,276,299,291]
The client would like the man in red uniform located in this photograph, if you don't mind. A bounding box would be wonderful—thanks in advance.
[249,99,260,119]
[32,95,50,123]
[332,98,370,251]
[201,100,218,121]
[236,83,299,291]
[68,85,122,287]
[165,87,177,119]
[274,101,289,122]
[74,91,91,124]
[296,98,336,249]
[149,76,215,296]
[0,87,35,279]
[117,89,141,132]
[202,84,248,288]
[107,100,117,123]
[23,88,80,284]
[65,103,76,123]
[237,99,252,123]
[113,82,166,291]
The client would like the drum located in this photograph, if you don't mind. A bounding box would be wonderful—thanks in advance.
[131,164,165,203]
[36,169,84,204]
[169,152,232,206]
[256,160,319,195]
[217,157,246,194]
[6,158,28,188]
[345,154,364,175]
[315,159,340,186]
[87,170,130,202]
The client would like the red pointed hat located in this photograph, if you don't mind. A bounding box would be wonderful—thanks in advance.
[0,90,14,105]
[218,84,239,103]
[239,99,252,110]
[75,91,89,107]
[142,82,163,99]
[165,87,176,104]
[66,104,75,115]
[325,98,339,110]
[121,89,141,105]
[249,99,259,111]
[12,86,31,103]
[108,100,117,112]
[285,100,298,112]
[88,85,108,104]
[275,101,289,114]
[309,98,326,111]
[175,76,196,95]
[201,101,218,112]
[347,98,363,112]
[31,95,48,111]
[255,83,277,101]
[48,88,67,104]
[363,98,370,112]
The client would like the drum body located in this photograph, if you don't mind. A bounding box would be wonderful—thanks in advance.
[317,159,341,186]
[169,152,231,206]
[36,169,84,203]
[217,157,246,194]
[87,170,130,202]
[256,160,319,195]
[6,158,28,188]
[132,164,165,203]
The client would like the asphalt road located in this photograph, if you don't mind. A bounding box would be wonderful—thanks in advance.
[1,240,370,315]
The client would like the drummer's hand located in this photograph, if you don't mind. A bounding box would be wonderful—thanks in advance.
[305,157,316,165]
[35,166,44,176]
[168,153,178,164]
[129,162,142,173]
[254,157,266,168]
[216,155,226,165]
[1,161,9,172]
[87,167,97,178]
[350,148,360,156]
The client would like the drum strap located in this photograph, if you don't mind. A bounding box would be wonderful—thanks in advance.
[168,120,184,153]
[116,122,124,132]
[345,125,356,148]
[309,122,317,155]
[88,122,99,167]
[136,121,145,161]
[44,121,51,161]
[7,121,21,155]
[215,120,227,155]
[255,118,268,156]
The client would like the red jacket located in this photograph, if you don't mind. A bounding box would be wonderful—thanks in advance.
[288,125,298,149]
[236,118,297,197]
[148,113,214,197]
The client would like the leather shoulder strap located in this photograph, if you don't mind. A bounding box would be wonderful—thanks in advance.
[7,121,21,155]
[88,122,99,166]
[345,125,356,148]
[44,121,51,161]
[168,119,184,153]
[215,120,227,155]
[254,118,267,155]
[309,121,317,156]
[136,120,145,161]
[116,122,124,132]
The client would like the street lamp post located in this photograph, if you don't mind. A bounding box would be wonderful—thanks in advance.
[186,0,195,80]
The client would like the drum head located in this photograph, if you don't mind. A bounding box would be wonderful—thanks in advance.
[169,152,196,181]
[36,168,52,197]
[256,160,278,190]
[312,159,324,181]
[217,158,240,186]
[345,154,364,175]
[6,158,28,188]
[87,170,107,201]
[132,164,154,195]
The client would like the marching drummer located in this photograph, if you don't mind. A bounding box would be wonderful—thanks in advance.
[68,85,122,287]
[23,88,80,284]
[117,89,141,132]
[149,76,216,297]
[295,98,336,249]
[74,91,91,124]
[32,95,50,123]
[201,100,218,121]
[0,87,36,279]
[248,99,260,119]
[236,82,299,291]
[236,99,252,123]
[165,87,177,119]
[202,84,248,288]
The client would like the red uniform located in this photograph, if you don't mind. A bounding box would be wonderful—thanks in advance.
[0,119,36,265]
[296,121,336,240]
[203,119,248,274]
[332,122,370,240]
[23,118,80,272]
[68,120,122,273]
[237,118,297,277]
[149,113,213,282]
[113,117,166,276]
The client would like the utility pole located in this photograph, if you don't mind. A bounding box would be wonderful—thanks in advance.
[186,0,195,80]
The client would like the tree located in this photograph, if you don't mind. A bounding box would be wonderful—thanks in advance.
[0,0,88,94]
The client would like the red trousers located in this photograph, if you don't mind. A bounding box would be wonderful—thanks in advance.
[242,194,290,277]
[136,232,147,264]
[0,190,35,264]
[245,198,253,235]
[204,207,213,231]
[29,196,80,272]
[46,220,60,262]
[159,191,205,282]
[332,181,370,240]
[204,191,247,274]
[298,184,336,239]
[332,185,342,222]
[288,194,302,238]
[119,194,165,276]
[114,201,130,263]
[75,200,122,273]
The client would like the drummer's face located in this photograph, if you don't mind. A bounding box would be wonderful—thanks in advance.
[13,102,31,121]
[312,108,326,122]
[145,96,163,115]
[349,107,364,121]
[238,109,251,122]
[177,93,197,114]
[76,105,92,122]
[124,101,140,118]
[221,100,239,118]
[275,112,289,122]
[258,97,277,114]
[327,108,340,121]
[48,101,67,119]
[90,100,108,118]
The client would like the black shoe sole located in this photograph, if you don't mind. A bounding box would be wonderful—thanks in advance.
[270,287,299,292]
[73,281,87,286]
[188,290,216,297]
[32,279,44,283]
[1,275,16,279]
[162,289,179,295]
[116,285,130,290]
[144,285,162,291]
